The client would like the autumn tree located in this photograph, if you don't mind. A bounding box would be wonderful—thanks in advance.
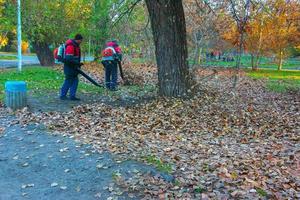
[226,0,252,69]
[112,1,154,61]
[244,2,268,70]
[20,0,103,66]
[222,0,300,70]
[263,0,300,70]
[80,0,114,59]
[21,1,70,65]
[0,1,18,51]
[246,14,269,70]
[184,0,222,66]
[0,0,8,48]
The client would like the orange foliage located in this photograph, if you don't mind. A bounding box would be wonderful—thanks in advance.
[264,0,300,53]
[221,0,300,69]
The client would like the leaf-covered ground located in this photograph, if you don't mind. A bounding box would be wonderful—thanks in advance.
[3,64,300,199]
[68,61,158,86]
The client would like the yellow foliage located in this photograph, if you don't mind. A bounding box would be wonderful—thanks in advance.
[21,41,29,53]
[0,35,8,47]
[64,0,93,22]
[0,0,4,18]
[222,25,240,47]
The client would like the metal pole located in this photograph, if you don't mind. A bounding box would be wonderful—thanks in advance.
[17,0,22,71]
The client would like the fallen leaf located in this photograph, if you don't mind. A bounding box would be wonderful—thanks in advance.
[51,182,58,187]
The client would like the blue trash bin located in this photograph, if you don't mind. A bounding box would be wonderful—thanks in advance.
[5,81,27,110]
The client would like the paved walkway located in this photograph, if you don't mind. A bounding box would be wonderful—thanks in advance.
[0,117,168,200]
[0,53,94,68]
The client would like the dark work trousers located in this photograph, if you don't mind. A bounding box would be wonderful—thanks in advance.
[60,75,79,98]
[102,60,118,90]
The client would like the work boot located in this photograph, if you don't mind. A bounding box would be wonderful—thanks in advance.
[60,96,68,100]
[110,87,117,91]
[70,97,81,101]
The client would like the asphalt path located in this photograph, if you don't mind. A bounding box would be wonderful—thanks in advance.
[0,54,39,68]
[0,118,173,200]
[0,53,94,68]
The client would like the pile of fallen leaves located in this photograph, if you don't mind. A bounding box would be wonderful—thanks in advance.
[122,62,158,85]
[55,61,158,86]
[13,68,300,199]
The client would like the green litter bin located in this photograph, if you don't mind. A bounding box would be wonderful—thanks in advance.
[5,81,27,110]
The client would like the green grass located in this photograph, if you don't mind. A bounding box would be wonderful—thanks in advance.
[0,52,36,56]
[195,55,300,70]
[0,66,157,101]
[194,186,205,193]
[256,188,268,197]
[144,155,173,174]
[246,69,300,92]
[111,171,122,180]
[0,66,102,100]
[247,69,300,79]
[0,55,17,60]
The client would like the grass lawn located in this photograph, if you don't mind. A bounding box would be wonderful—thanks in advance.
[246,69,300,92]
[197,55,300,70]
[0,52,37,56]
[0,55,17,60]
[0,66,102,101]
[0,66,156,102]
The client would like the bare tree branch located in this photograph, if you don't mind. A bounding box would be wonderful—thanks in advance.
[112,0,142,27]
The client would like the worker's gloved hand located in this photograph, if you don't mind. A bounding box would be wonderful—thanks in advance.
[76,62,84,69]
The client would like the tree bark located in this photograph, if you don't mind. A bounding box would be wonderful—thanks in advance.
[236,30,244,69]
[278,50,283,70]
[254,20,263,70]
[32,42,54,66]
[251,53,255,70]
[251,53,259,70]
[255,54,260,70]
[145,0,193,97]
[198,47,202,64]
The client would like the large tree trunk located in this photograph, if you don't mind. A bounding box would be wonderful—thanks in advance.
[32,42,54,66]
[145,0,193,97]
